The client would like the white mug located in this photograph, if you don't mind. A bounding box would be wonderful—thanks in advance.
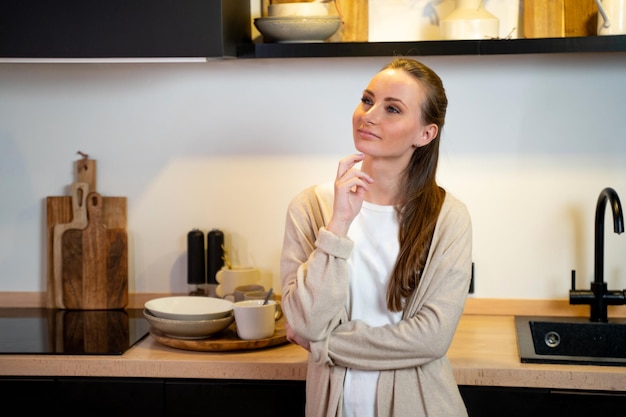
[233,300,279,340]
[243,290,283,320]
[596,0,626,35]
[215,266,260,299]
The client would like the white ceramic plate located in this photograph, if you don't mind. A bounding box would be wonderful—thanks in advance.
[144,309,234,339]
[145,296,233,321]
[254,16,341,43]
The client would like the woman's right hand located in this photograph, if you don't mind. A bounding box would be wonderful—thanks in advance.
[286,322,311,352]
[327,153,373,237]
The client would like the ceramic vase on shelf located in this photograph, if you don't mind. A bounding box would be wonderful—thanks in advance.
[440,0,499,40]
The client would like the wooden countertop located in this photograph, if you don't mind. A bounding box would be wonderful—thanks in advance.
[1,293,626,391]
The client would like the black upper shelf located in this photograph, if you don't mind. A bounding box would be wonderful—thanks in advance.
[238,35,626,59]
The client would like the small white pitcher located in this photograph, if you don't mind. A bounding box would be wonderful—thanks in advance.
[596,0,626,35]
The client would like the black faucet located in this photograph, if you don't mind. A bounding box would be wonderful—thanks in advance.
[570,187,625,322]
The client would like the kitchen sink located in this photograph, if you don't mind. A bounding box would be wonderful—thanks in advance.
[515,316,626,366]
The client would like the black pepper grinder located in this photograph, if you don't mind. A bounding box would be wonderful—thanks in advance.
[207,229,224,285]
[187,228,206,296]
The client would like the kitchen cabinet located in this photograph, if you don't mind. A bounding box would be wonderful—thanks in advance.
[3,1,625,60]
[459,386,626,417]
[0,378,56,414]
[0,376,303,417]
[0,377,163,417]
[2,376,626,417]
[165,379,306,417]
[0,0,250,58]
[56,378,164,417]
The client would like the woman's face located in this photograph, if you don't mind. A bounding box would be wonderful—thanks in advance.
[352,68,435,164]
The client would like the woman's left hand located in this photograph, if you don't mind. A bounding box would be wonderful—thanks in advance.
[286,322,311,352]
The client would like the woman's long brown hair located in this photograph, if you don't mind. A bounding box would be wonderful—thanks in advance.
[384,58,448,311]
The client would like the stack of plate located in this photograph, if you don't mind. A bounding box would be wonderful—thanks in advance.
[144,296,234,339]
[254,16,342,43]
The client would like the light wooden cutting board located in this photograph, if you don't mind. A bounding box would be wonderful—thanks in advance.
[524,0,597,38]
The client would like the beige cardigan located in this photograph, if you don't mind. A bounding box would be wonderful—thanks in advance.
[281,184,472,417]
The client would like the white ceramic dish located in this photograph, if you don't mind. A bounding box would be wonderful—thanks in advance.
[145,296,233,321]
[268,2,329,17]
[144,309,234,339]
[254,16,341,43]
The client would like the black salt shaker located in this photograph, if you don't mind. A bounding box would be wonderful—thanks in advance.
[207,229,224,285]
[187,229,206,294]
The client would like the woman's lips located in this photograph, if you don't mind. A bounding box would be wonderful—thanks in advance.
[356,129,379,140]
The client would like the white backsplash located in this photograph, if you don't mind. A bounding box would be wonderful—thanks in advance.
[1,52,625,300]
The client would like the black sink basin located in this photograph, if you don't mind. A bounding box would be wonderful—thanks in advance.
[515,316,626,366]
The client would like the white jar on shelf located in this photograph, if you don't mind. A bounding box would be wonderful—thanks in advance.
[440,0,499,40]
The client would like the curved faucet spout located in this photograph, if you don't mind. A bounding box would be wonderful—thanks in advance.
[570,187,625,322]
[595,187,624,286]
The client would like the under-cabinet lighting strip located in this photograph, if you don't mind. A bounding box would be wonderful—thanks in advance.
[0,57,222,64]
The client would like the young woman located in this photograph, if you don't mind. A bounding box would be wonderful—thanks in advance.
[280,57,472,417]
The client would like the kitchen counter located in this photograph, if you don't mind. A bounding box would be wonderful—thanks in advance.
[2,294,626,392]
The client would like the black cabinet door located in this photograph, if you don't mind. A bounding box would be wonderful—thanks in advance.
[57,377,164,417]
[1,0,251,58]
[165,379,306,417]
[460,386,626,417]
[0,377,56,413]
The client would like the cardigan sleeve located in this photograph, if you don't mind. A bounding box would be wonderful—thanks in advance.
[310,194,472,369]
[280,185,353,342]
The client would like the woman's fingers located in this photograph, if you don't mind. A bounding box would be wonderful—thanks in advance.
[336,153,365,179]
[335,153,373,192]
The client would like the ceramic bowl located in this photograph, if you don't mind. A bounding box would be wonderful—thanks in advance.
[143,309,234,339]
[145,296,233,321]
[254,16,341,43]
[268,2,329,17]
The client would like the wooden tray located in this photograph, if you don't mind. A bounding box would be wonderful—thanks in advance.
[149,316,288,352]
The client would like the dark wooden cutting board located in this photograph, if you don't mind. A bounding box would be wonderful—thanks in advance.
[47,194,127,308]
[61,192,128,310]
[46,156,128,309]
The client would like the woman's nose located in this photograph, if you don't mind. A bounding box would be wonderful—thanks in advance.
[362,108,377,125]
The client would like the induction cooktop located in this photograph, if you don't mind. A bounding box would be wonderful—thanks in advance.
[0,308,150,355]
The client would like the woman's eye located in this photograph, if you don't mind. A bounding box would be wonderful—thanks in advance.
[360,96,373,106]
[386,105,400,114]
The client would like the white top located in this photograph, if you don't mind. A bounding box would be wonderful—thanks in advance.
[343,201,403,417]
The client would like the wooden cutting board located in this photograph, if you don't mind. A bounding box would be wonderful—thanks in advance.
[150,316,288,352]
[524,0,597,38]
[61,192,128,310]
[51,182,89,309]
[46,156,128,309]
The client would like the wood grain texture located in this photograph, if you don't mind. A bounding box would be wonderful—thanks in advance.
[524,0,597,38]
[524,0,565,38]
[46,157,127,308]
[76,158,97,192]
[329,0,368,42]
[61,192,128,310]
[150,316,288,351]
[47,195,127,308]
[564,0,597,37]
[50,182,89,309]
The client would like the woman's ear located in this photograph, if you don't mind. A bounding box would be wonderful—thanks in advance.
[415,123,438,147]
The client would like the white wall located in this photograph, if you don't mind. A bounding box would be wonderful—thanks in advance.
[1,53,626,299]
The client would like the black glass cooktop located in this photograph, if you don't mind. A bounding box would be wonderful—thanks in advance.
[0,308,149,355]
